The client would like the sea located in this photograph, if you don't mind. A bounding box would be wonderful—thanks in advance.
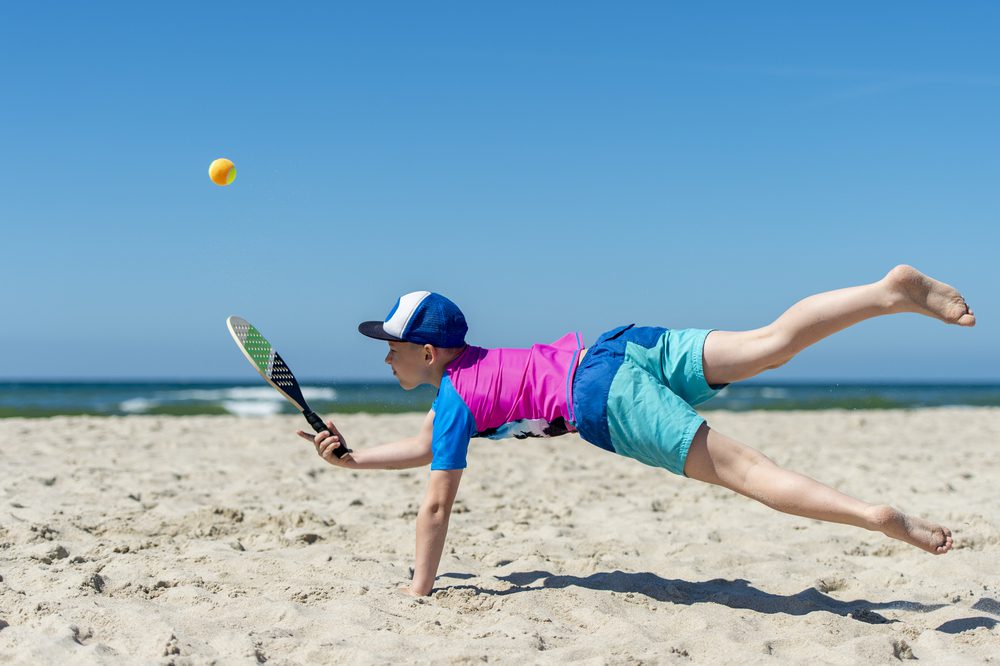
[1,381,999,418]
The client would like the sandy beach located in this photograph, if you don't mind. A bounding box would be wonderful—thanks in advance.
[1,408,998,663]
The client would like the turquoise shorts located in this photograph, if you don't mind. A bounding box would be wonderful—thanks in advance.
[572,325,727,475]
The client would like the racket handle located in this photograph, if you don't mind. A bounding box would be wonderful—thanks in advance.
[304,410,353,458]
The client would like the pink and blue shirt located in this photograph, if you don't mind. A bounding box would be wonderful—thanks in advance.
[429,332,585,470]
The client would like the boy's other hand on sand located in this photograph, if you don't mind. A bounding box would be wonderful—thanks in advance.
[396,585,427,598]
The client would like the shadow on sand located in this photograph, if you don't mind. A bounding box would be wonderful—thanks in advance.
[439,569,960,625]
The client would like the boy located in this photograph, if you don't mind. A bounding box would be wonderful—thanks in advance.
[297,265,975,597]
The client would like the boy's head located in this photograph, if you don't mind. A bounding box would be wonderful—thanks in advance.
[359,291,468,389]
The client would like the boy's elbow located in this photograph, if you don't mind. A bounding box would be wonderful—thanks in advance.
[420,500,452,520]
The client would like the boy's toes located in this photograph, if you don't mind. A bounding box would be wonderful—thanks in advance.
[935,527,953,554]
[957,309,976,327]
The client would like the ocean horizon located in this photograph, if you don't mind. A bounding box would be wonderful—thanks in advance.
[1,379,999,418]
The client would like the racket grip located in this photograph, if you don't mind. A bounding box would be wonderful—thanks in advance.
[304,410,353,458]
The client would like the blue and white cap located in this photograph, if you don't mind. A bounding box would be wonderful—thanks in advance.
[358,291,468,348]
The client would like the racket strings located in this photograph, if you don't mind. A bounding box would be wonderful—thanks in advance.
[231,322,276,377]
[270,356,297,389]
[229,317,307,408]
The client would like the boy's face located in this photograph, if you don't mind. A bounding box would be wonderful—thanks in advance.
[384,341,430,390]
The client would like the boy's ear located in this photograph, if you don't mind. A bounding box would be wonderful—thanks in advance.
[423,344,435,364]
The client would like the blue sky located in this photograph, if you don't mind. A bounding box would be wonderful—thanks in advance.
[2,3,997,381]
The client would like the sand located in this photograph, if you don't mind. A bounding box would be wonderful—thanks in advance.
[0,408,998,664]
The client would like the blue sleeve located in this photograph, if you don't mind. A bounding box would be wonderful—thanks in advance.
[430,376,477,470]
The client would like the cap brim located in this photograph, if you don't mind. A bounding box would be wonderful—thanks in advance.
[358,321,405,342]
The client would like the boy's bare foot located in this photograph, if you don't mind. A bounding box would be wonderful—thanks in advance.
[884,264,976,326]
[867,505,954,554]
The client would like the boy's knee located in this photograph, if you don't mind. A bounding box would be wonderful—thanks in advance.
[765,355,793,370]
[755,326,795,370]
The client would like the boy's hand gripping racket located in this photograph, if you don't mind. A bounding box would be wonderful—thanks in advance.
[226,316,352,459]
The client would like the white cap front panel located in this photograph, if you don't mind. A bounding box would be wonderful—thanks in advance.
[383,290,431,339]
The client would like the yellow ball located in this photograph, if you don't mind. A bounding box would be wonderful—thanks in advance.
[208,158,236,186]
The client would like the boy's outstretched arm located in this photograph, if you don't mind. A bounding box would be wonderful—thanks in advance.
[407,468,463,596]
[297,410,435,470]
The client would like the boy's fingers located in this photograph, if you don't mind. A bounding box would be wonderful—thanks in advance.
[297,429,345,464]
[319,436,342,455]
[322,445,345,463]
[315,434,340,448]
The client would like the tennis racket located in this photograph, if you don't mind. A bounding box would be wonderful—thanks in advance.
[226,315,352,459]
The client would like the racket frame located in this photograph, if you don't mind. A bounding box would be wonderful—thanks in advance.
[226,315,352,459]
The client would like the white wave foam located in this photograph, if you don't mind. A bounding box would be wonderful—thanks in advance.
[162,386,337,402]
[222,401,284,417]
[120,398,156,413]
[301,387,338,400]
[166,388,274,401]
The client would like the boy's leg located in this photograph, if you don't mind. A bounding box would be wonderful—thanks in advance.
[702,264,976,386]
[683,423,953,554]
